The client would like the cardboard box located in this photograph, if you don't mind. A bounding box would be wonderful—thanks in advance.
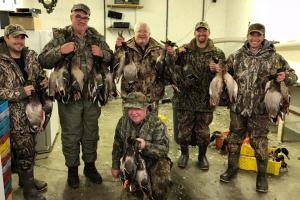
[9,16,41,30]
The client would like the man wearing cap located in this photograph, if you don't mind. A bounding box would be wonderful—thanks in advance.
[114,22,174,114]
[170,21,225,170]
[111,92,172,199]
[219,23,298,193]
[0,24,50,200]
[39,3,113,188]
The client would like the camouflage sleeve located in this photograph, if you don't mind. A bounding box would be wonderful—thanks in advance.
[38,38,63,69]
[98,36,113,63]
[277,53,298,85]
[112,117,125,169]
[0,67,26,101]
[142,122,169,160]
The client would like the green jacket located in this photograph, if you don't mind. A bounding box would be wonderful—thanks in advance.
[0,37,48,134]
[112,113,169,169]
[38,25,113,103]
[172,38,225,111]
[226,39,298,117]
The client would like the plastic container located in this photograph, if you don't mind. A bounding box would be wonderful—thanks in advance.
[0,101,8,113]
[239,155,281,175]
[240,144,277,157]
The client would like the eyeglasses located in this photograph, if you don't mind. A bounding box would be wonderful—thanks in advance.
[74,14,90,22]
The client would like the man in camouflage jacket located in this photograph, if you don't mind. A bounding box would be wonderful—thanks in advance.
[219,23,298,193]
[38,4,113,188]
[114,22,173,114]
[111,92,172,200]
[172,22,225,170]
[0,24,50,200]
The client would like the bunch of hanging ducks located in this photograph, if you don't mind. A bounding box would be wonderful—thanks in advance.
[209,56,238,107]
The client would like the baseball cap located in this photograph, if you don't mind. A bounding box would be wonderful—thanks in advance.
[4,24,28,37]
[195,21,210,31]
[124,92,150,109]
[71,3,91,16]
[248,23,265,35]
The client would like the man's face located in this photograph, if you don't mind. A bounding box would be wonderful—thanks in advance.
[4,34,25,53]
[247,32,264,49]
[128,107,147,124]
[134,25,150,47]
[194,27,210,44]
[71,10,89,34]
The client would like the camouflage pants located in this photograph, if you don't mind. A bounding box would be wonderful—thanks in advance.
[177,110,213,146]
[228,111,270,160]
[11,131,36,171]
[121,158,172,200]
[58,100,101,167]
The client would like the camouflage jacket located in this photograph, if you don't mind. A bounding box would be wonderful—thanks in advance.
[172,38,225,111]
[114,37,171,102]
[112,112,169,169]
[38,25,113,103]
[0,37,48,134]
[226,39,298,117]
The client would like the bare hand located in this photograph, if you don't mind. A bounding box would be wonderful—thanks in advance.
[92,45,103,57]
[209,62,222,73]
[276,71,286,82]
[24,85,35,96]
[116,36,125,47]
[60,42,75,55]
[136,138,146,150]
[111,168,120,178]
[40,78,49,89]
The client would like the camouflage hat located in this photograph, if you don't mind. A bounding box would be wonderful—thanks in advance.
[71,3,91,16]
[4,24,28,37]
[248,23,265,35]
[195,21,210,31]
[124,92,150,109]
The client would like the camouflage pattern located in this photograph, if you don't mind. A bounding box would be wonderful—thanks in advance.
[248,23,265,35]
[123,91,150,109]
[4,24,28,37]
[112,113,171,199]
[172,38,226,112]
[114,37,171,108]
[177,110,213,146]
[194,21,210,31]
[71,3,90,15]
[38,25,113,103]
[0,37,50,170]
[226,39,298,160]
[226,39,298,117]
[227,112,270,160]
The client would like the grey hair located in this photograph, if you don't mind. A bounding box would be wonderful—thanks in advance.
[134,22,151,33]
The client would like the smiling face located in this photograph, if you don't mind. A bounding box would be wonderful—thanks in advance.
[127,107,147,124]
[70,10,89,35]
[247,31,264,52]
[134,23,150,49]
[4,34,26,55]
[194,27,210,46]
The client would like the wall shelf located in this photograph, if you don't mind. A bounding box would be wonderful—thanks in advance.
[107,4,143,9]
[107,26,134,33]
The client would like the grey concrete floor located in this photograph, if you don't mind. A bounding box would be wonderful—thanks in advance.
[12,99,300,200]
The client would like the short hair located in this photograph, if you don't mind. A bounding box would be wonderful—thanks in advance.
[134,22,151,33]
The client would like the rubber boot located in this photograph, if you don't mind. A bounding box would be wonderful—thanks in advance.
[198,144,209,170]
[84,162,102,184]
[67,166,79,189]
[19,170,47,192]
[20,168,46,200]
[177,145,189,169]
[256,159,268,193]
[220,153,239,183]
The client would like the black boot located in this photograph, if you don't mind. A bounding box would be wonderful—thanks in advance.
[19,170,47,192]
[198,144,209,170]
[220,153,239,183]
[84,162,102,184]
[177,145,189,169]
[68,166,79,189]
[256,159,268,193]
[20,169,46,200]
